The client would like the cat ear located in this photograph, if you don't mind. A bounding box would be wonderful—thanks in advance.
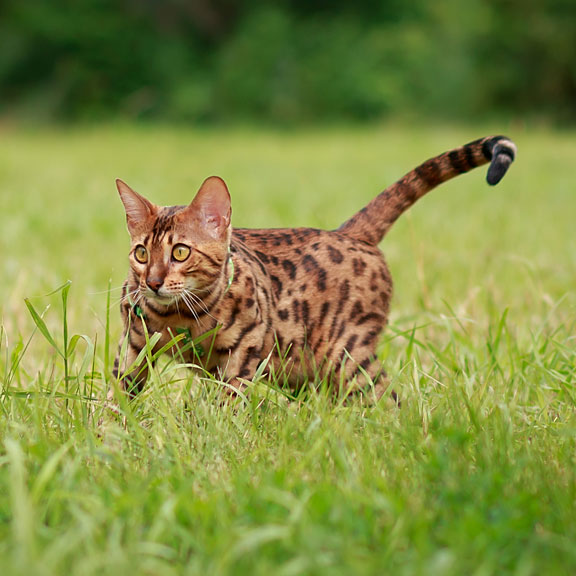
[188,176,232,238]
[116,179,157,232]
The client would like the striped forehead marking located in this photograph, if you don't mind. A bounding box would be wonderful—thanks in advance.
[150,206,183,244]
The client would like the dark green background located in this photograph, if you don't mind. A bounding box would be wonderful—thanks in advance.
[1,0,574,124]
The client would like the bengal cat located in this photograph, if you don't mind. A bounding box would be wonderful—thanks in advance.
[113,135,516,401]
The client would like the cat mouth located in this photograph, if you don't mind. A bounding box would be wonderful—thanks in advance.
[143,289,179,306]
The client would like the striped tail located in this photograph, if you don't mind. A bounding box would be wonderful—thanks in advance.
[338,135,517,246]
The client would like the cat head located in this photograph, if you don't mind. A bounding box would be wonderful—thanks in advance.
[117,176,232,305]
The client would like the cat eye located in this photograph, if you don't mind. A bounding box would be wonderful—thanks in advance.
[134,245,148,264]
[172,244,191,262]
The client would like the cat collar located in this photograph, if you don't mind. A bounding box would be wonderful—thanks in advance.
[224,252,234,294]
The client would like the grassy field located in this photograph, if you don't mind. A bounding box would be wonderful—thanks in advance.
[0,124,575,575]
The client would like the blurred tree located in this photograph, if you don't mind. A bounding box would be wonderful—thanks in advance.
[0,0,574,124]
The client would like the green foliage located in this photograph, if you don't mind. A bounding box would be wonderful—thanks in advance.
[1,0,575,124]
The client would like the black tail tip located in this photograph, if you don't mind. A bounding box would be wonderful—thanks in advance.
[486,137,517,186]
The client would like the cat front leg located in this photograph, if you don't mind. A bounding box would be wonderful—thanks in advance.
[111,301,153,397]
[213,341,269,399]
[112,335,151,398]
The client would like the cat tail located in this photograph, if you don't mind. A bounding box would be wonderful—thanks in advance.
[338,135,517,246]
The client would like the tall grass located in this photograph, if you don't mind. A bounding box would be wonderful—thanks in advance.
[0,124,574,575]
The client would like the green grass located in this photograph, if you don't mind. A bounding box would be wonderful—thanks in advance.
[0,124,575,575]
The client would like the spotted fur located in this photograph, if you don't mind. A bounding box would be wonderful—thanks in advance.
[113,135,516,399]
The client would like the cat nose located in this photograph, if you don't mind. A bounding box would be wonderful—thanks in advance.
[146,277,163,292]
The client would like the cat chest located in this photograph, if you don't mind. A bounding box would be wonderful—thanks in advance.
[133,302,266,368]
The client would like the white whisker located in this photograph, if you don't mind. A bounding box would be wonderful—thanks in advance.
[181,291,204,327]
[89,285,127,296]
[186,289,217,321]
[174,294,183,317]
[113,287,139,308]
[121,287,140,304]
